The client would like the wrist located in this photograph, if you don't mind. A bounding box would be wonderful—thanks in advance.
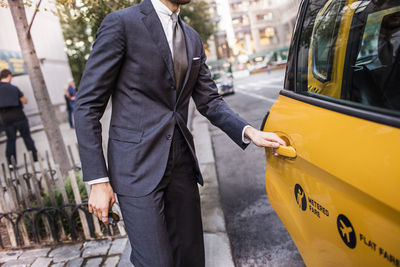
[244,126,257,140]
[91,182,111,188]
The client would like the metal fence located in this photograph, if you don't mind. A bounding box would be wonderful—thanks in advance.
[0,145,126,250]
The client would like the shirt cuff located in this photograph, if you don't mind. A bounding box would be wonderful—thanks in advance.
[86,177,110,185]
[242,125,252,144]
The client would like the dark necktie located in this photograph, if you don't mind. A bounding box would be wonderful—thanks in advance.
[171,13,188,93]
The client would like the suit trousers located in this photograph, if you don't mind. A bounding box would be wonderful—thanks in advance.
[118,127,205,267]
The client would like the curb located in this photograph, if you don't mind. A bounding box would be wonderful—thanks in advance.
[192,109,235,267]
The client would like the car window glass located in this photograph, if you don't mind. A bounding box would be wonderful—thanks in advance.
[296,0,400,117]
[356,6,400,65]
[296,0,326,92]
[212,73,222,80]
[349,4,400,113]
[312,0,343,82]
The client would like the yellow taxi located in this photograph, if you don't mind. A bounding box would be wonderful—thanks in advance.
[262,0,400,266]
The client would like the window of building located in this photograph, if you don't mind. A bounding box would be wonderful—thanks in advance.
[257,12,273,22]
[232,15,249,27]
[259,27,277,46]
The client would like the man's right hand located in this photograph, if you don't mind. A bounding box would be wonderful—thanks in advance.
[244,126,286,148]
[88,182,115,225]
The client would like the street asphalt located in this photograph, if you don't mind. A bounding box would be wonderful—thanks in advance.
[210,69,305,266]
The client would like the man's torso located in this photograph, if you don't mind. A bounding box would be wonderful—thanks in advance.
[77,2,204,196]
[0,82,26,125]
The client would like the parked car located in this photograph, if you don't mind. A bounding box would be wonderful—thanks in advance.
[212,71,234,96]
[261,0,400,266]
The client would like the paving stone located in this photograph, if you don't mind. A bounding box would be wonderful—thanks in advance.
[82,239,111,258]
[51,262,66,267]
[19,247,51,259]
[49,244,82,263]
[31,257,52,267]
[108,238,128,255]
[103,256,120,267]
[2,257,35,267]
[84,257,103,266]
[66,258,84,267]
[117,244,134,267]
[0,251,23,263]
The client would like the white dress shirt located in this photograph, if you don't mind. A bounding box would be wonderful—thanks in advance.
[151,0,177,56]
[87,0,250,185]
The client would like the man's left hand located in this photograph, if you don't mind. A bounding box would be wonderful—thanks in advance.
[245,126,286,148]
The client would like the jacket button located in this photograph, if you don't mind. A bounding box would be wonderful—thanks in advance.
[167,134,172,140]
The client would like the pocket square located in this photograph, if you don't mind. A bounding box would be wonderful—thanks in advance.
[193,57,201,61]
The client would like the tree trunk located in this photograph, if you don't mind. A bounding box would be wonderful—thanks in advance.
[8,0,71,177]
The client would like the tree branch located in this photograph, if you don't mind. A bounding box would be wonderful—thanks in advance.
[27,0,42,36]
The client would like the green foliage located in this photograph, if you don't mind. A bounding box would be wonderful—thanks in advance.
[56,0,139,85]
[36,173,88,240]
[181,1,215,45]
[40,172,88,207]
[56,0,215,85]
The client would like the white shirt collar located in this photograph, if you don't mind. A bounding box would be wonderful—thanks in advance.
[150,0,180,17]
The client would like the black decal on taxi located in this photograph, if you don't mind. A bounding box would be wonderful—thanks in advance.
[337,214,356,249]
[294,184,307,211]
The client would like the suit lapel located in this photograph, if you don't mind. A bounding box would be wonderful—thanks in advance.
[140,0,195,104]
[140,0,176,86]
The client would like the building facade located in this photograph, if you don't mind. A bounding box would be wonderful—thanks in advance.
[0,1,73,127]
[209,0,301,60]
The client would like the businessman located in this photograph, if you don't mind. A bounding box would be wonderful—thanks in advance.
[74,0,285,266]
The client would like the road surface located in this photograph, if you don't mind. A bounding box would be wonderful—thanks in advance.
[210,69,305,266]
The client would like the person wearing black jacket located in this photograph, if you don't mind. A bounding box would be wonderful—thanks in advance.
[0,69,37,168]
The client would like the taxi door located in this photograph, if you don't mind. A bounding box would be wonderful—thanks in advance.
[263,0,400,266]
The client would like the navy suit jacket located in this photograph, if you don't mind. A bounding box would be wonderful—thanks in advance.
[74,0,249,197]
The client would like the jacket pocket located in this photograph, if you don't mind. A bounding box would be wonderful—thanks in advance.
[192,58,201,67]
[109,125,143,143]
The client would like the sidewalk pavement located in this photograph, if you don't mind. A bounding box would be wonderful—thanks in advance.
[193,110,235,267]
[0,105,235,267]
[0,238,129,267]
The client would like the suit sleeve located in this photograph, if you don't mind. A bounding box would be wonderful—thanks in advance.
[74,12,126,182]
[192,40,249,150]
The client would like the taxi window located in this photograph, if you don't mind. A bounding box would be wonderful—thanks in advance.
[312,0,344,82]
[296,0,400,117]
[356,6,400,65]
[349,5,400,113]
[296,0,326,91]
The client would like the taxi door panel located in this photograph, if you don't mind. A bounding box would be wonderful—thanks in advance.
[264,94,400,266]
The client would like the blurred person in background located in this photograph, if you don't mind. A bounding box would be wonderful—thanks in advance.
[0,69,38,169]
[65,80,76,128]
